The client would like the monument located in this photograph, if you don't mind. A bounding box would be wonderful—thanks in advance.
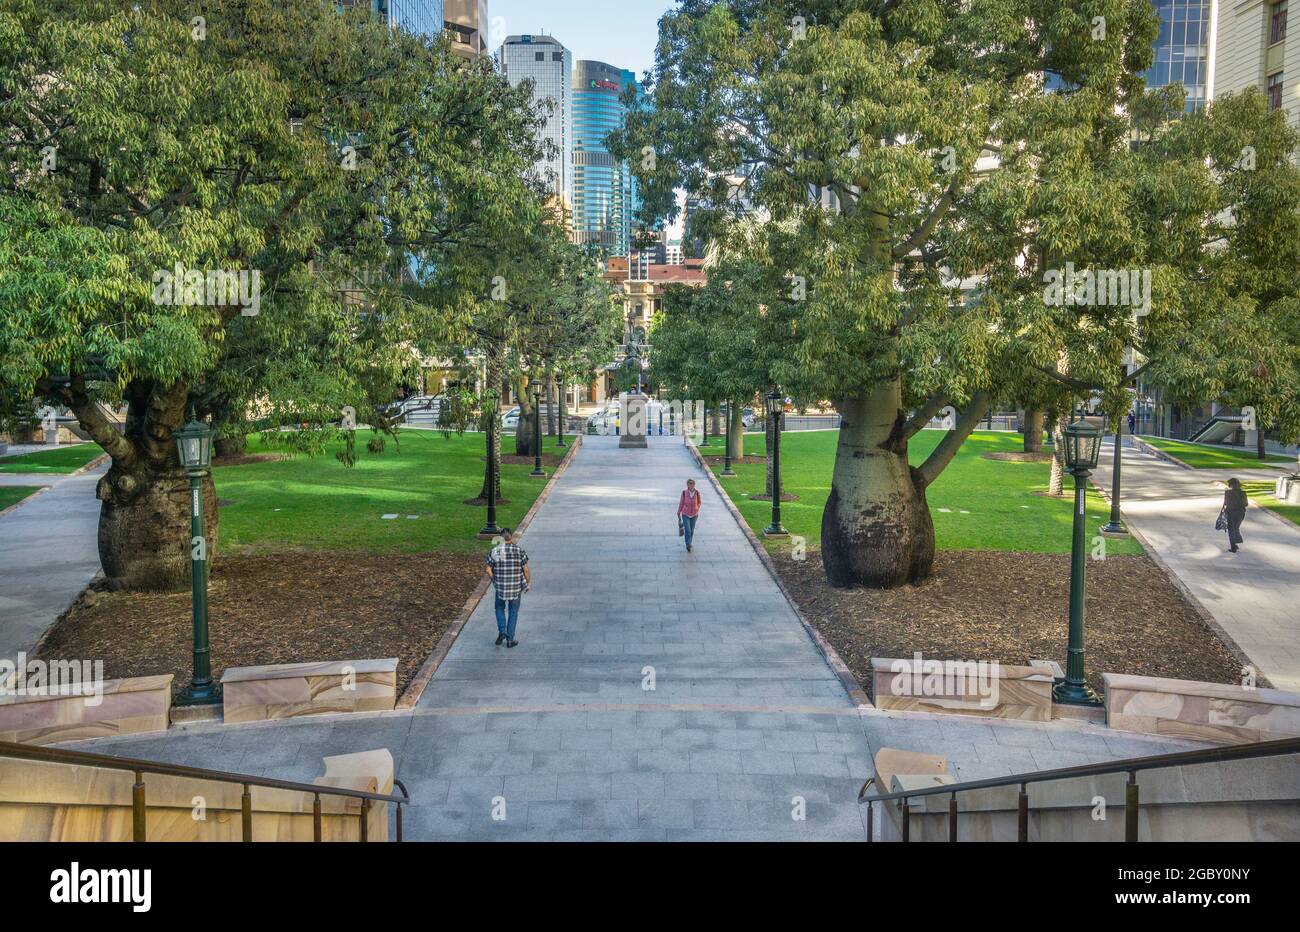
[620,393,648,448]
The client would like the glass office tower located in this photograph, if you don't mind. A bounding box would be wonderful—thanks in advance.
[1145,0,1215,110]
[572,60,637,255]
[497,35,573,204]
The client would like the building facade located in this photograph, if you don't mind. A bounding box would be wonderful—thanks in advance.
[571,60,639,255]
[444,0,490,59]
[349,0,444,35]
[497,35,573,204]
[1215,1,1294,125]
[1145,0,1217,110]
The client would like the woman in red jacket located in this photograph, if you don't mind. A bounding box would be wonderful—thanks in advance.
[677,478,702,552]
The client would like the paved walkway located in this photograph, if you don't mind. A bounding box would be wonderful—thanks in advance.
[53,435,1215,840]
[1093,440,1300,691]
[0,465,107,663]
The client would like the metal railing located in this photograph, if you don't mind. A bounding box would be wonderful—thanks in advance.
[0,740,410,842]
[858,736,1300,843]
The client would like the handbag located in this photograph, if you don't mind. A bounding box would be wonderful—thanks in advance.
[1215,505,1228,531]
[678,515,685,536]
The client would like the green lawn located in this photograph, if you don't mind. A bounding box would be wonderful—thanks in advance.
[0,443,104,474]
[1138,436,1292,469]
[1241,481,1300,527]
[0,486,43,510]
[215,430,568,555]
[711,430,1143,555]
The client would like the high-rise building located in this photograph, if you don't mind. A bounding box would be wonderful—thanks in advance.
[444,0,490,59]
[497,35,573,204]
[1215,0,1295,127]
[344,0,445,35]
[572,60,639,255]
[1144,1,1216,110]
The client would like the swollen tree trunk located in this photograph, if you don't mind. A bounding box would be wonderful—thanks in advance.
[50,375,216,591]
[1023,408,1045,453]
[820,382,934,588]
[1048,413,1066,496]
[97,462,218,591]
[727,404,744,461]
[515,379,538,457]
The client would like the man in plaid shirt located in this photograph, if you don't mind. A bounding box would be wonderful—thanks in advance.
[486,527,531,648]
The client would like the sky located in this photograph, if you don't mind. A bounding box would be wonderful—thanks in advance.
[485,0,675,78]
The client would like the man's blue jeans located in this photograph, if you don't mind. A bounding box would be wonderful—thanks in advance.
[495,595,521,639]
[681,515,697,548]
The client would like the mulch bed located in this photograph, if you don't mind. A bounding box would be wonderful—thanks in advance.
[33,551,483,699]
[748,492,801,502]
[773,550,1250,699]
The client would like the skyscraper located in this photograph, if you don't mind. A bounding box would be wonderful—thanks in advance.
[444,0,490,59]
[497,35,573,204]
[1144,0,1216,110]
[348,0,444,36]
[572,60,638,255]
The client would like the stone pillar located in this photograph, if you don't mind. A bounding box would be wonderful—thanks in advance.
[620,393,648,448]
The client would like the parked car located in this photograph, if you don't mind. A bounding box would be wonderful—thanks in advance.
[719,404,757,429]
[502,404,560,431]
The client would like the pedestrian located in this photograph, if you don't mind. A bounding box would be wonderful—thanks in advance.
[1127,412,1136,434]
[1218,478,1249,553]
[485,527,530,647]
[677,478,702,552]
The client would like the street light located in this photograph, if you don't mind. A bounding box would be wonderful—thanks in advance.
[556,381,566,449]
[721,402,737,477]
[763,390,788,537]
[700,401,709,447]
[479,394,501,538]
[173,418,220,706]
[530,383,545,477]
[1100,408,1128,536]
[1054,416,1103,706]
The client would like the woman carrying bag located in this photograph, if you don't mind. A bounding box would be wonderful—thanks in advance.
[1217,477,1250,553]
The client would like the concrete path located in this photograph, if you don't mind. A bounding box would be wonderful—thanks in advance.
[55,434,1216,841]
[0,465,106,664]
[1093,440,1300,691]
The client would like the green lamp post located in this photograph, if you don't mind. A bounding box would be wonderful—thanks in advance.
[173,418,220,706]
[763,390,788,537]
[1100,411,1127,535]
[1054,416,1104,706]
[530,383,545,478]
[721,402,737,478]
[479,394,501,538]
[556,381,567,450]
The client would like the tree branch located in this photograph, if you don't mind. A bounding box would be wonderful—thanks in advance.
[915,390,990,490]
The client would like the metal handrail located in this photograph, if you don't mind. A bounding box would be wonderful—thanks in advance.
[0,739,411,843]
[857,735,1300,843]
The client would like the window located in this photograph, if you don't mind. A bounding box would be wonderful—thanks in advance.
[553,52,563,61]
[1267,71,1284,110]
[535,52,544,61]
[1271,1,1288,44]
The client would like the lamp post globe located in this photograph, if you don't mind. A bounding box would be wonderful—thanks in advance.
[1055,416,1103,707]
[173,419,220,706]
